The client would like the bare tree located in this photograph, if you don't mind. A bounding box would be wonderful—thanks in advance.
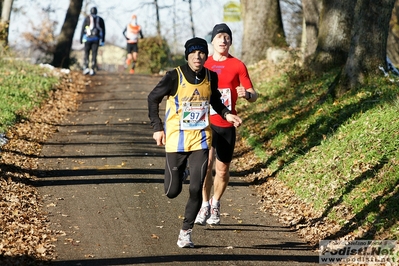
[301,0,321,60]
[154,0,161,36]
[387,1,399,65]
[309,0,356,73]
[0,0,14,47]
[184,0,195,38]
[335,0,396,96]
[241,0,287,65]
[51,0,83,68]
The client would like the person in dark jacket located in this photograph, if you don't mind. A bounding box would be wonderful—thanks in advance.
[80,7,105,76]
[147,37,242,248]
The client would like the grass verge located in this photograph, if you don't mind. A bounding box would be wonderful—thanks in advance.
[238,61,399,241]
[0,57,59,132]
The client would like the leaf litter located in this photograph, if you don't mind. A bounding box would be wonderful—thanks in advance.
[0,69,85,265]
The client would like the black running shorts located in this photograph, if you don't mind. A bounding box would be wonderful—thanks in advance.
[211,124,236,163]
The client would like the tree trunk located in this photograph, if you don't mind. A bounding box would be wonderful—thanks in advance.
[387,1,399,65]
[309,0,356,73]
[336,0,396,96]
[301,0,322,61]
[51,0,83,68]
[187,0,195,38]
[241,0,287,65]
[0,0,14,47]
[154,0,161,37]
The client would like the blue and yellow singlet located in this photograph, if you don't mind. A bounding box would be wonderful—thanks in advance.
[164,67,212,152]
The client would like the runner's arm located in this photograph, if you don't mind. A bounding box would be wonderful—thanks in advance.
[209,71,230,119]
[147,70,177,132]
[100,17,105,42]
[237,61,257,102]
[123,27,128,40]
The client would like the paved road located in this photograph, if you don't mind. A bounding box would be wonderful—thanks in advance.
[36,72,319,266]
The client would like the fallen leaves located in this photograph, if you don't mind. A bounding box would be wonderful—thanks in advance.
[232,135,362,247]
[234,63,341,243]
[0,69,86,264]
[151,234,160,240]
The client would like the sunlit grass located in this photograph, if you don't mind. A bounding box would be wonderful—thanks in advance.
[0,57,58,132]
[238,64,399,240]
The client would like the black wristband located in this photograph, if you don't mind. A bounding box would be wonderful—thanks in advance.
[223,111,231,119]
[245,91,252,100]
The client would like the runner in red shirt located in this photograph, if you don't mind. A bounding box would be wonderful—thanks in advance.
[195,23,258,225]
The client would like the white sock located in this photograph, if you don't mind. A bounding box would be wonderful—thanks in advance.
[211,197,219,206]
[201,201,210,208]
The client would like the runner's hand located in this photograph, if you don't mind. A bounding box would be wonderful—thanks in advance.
[153,131,166,146]
[225,114,242,128]
[236,86,246,98]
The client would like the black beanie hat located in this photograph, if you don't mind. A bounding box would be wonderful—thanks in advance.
[90,7,97,15]
[211,23,232,43]
[184,37,209,60]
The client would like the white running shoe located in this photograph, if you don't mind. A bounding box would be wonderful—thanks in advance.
[206,200,220,225]
[177,229,194,248]
[89,69,95,76]
[83,68,90,75]
[194,205,210,225]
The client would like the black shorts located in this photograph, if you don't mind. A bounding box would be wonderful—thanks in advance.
[127,43,138,53]
[211,124,236,163]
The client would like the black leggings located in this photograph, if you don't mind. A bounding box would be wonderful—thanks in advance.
[164,149,208,230]
[83,41,99,70]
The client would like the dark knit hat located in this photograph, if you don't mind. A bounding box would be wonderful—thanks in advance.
[90,7,97,15]
[184,37,209,60]
[211,23,232,43]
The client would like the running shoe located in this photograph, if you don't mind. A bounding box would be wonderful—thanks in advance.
[177,229,194,248]
[129,69,135,74]
[83,68,90,75]
[194,205,210,225]
[207,199,220,225]
[89,69,95,76]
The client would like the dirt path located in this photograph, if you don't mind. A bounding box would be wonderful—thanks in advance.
[36,72,319,266]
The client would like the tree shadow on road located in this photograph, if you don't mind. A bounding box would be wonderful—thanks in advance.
[48,252,319,265]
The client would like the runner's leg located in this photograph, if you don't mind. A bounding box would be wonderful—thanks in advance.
[182,149,208,230]
[164,152,188,199]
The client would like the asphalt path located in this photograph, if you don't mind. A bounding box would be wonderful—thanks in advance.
[36,72,319,266]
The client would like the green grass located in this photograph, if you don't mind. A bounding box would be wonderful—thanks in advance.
[0,57,59,132]
[238,65,399,240]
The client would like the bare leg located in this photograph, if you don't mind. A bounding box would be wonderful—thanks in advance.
[131,51,138,70]
[132,51,138,62]
[126,53,133,65]
[212,158,230,201]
